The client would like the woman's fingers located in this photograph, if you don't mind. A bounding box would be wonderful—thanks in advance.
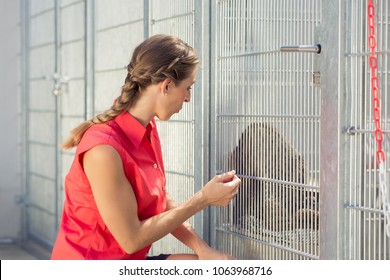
[223,175,241,188]
[217,170,236,182]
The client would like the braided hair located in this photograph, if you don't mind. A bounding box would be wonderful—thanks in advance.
[61,34,199,149]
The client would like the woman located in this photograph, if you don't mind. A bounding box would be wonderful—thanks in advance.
[51,34,241,260]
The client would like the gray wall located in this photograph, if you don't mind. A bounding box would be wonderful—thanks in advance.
[0,0,22,240]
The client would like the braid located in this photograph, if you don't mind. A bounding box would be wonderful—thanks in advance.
[61,73,139,149]
[90,83,138,125]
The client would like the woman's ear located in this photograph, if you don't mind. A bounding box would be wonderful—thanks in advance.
[160,78,172,95]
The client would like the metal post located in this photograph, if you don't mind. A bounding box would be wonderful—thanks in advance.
[85,0,95,120]
[209,0,218,249]
[54,0,62,236]
[144,0,149,38]
[193,0,211,244]
[318,0,346,260]
[20,0,31,245]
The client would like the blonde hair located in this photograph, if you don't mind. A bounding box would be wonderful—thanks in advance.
[61,34,199,149]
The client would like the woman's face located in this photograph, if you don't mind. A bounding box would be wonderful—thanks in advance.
[157,68,196,121]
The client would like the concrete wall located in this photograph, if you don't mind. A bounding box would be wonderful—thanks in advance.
[0,0,22,240]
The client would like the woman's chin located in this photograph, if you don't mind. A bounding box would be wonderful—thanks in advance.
[156,113,173,121]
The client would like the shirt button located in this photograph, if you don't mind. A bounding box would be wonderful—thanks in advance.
[153,163,158,169]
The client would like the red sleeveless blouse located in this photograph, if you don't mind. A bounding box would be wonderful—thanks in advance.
[51,112,166,259]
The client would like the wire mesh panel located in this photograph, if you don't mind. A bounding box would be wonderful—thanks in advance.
[213,0,321,259]
[147,0,200,256]
[344,0,390,260]
[22,0,60,248]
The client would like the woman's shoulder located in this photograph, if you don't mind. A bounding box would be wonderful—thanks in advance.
[77,122,126,155]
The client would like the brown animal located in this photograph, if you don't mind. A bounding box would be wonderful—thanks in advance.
[227,122,319,234]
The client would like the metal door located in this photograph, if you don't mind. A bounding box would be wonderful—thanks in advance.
[20,0,87,252]
[211,0,322,260]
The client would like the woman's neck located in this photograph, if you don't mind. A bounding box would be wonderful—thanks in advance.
[128,92,156,127]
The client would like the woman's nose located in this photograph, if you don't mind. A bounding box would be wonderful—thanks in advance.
[184,92,191,102]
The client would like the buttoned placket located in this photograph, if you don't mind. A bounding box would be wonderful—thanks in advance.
[114,113,167,193]
[145,127,166,192]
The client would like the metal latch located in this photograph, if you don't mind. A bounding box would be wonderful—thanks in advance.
[280,44,321,54]
[45,73,69,96]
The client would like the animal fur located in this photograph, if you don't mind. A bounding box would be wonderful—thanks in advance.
[227,122,319,233]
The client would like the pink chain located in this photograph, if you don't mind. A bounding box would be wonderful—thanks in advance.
[367,0,385,163]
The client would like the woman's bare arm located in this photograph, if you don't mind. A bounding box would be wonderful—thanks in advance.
[83,144,240,254]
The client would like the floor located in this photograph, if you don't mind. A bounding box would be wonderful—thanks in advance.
[0,244,39,260]
[0,238,53,260]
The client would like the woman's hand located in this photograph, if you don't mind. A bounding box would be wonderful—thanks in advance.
[197,246,236,260]
[201,170,241,207]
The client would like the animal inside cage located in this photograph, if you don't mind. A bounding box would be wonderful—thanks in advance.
[223,122,320,255]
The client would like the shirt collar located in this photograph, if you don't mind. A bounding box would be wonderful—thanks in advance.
[114,112,154,148]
